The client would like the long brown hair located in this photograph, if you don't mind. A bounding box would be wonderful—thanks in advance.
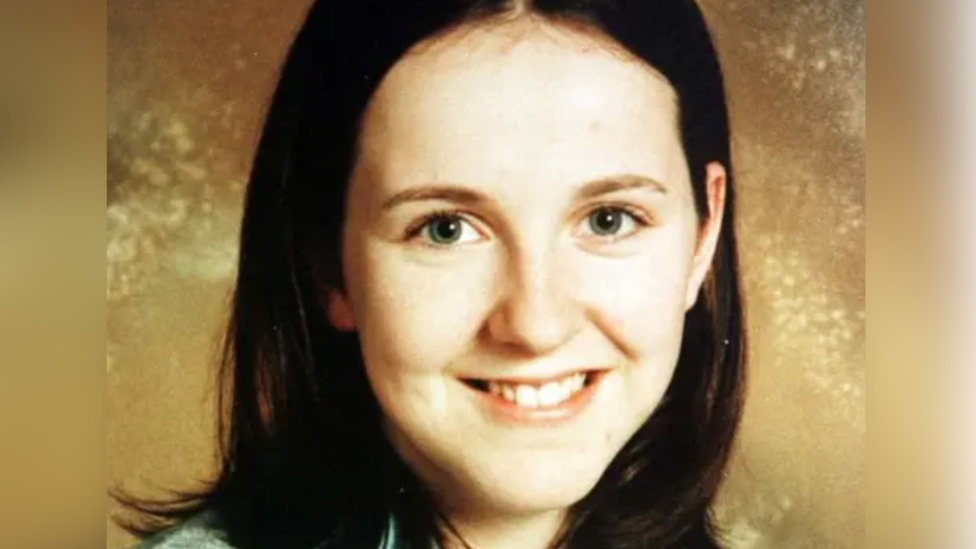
[114,1,747,548]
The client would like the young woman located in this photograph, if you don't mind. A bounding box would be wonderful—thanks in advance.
[117,1,746,548]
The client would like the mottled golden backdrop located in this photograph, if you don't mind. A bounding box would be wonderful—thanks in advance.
[106,1,864,548]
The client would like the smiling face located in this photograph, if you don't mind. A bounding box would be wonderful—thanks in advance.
[327,21,725,524]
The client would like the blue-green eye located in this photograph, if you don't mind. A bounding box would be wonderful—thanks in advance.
[585,206,640,237]
[419,214,481,245]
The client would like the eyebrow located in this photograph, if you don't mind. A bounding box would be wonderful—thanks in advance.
[380,174,668,211]
[381,185,488,211]
[574,175,669,200]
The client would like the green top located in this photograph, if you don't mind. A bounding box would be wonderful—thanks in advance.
[131,510,400,549]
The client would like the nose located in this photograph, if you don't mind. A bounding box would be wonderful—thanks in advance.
[486,248,583,356]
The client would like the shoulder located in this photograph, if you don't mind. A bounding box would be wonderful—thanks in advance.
[128,510,235,549]
[126,508,400,549]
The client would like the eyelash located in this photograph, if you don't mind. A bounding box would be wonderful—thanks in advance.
[404,208,477,241]
[591,203,654,232]
[404,203,654,244]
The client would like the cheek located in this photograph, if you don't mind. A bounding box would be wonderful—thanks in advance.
[574,240,693,438]
[348,243,494,379]
[348,245,497,432]
[576,236,695,356]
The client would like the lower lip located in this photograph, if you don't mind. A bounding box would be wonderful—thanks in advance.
[461,372,607,426]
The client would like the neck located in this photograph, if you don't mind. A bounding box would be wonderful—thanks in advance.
[437,508,567,549]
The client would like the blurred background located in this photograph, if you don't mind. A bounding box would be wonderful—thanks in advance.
[1,3,105,549]
[106,1,865,548]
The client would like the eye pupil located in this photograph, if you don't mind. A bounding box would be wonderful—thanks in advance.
[589,208,623,235]
[428,216,463,243]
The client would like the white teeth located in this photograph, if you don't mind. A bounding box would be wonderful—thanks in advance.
[538,381,564,407]
[559,377,574,395]
[485,372,590,409]
[571,373,586,391]
[515,385,539,408]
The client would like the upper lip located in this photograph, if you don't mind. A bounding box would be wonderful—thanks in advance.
[459,367,607,385]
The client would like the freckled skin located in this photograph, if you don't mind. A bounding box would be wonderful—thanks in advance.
[327,21,726,546]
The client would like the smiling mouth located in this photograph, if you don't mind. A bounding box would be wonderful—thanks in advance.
[460,370,605,409]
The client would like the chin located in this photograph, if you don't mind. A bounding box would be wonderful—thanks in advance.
[468,462,606,516]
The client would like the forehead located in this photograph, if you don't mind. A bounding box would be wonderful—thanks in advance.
[358,21,684,190]
[370,21,676,130]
